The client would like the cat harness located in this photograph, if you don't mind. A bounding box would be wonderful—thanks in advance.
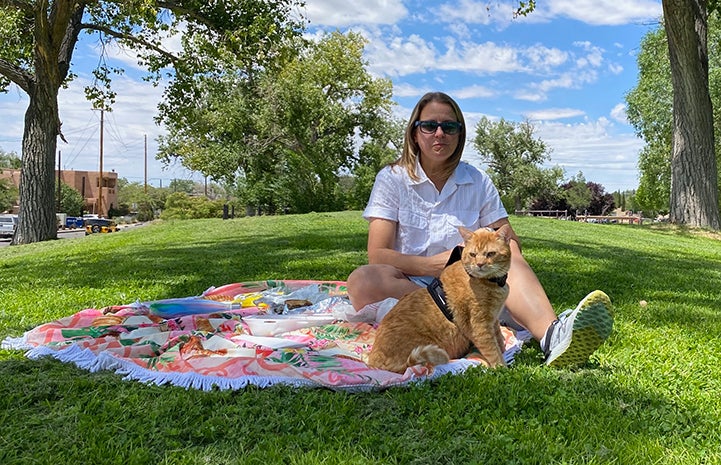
[426,245,508,323]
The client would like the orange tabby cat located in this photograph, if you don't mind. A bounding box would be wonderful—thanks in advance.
[367,225,512,373]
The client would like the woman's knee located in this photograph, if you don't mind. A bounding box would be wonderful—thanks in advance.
[347,264,403,308]
[348,264,392,292]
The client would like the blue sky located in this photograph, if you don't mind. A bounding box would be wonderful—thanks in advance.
[0,0,663,192]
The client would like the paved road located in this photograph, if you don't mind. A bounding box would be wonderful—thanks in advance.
[0,224,142,248]
[0,228,84,247]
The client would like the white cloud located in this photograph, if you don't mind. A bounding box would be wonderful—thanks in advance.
[304,0,408,27]
[453,84,498,99]
[608,63,624,74]
[523,45,569,72]
[437,0,515,26]
[573,41,604,68]
[391,82,429,98]
[534,118,644,190]
[514,91,546,102]
[439,40,525,74]
[540,0,662,26]
[524,108,586,121]
[365,33,438,77]
[533,69,599,93]
[610,103,629,124]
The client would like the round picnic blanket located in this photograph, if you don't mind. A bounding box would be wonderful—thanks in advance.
[2,280,526,392]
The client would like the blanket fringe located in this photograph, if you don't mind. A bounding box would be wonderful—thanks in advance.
[1,335,32,351]
[21,342,526,392]
[11,329,530,392]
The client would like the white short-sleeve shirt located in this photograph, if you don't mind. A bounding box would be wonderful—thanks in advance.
[363,161,508,256]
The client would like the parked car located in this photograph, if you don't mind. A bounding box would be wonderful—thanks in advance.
[85,218,118,235]
[65,216,85,229]
[0,214,17,238]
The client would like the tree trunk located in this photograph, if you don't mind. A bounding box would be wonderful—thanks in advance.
[662,0,721,229]
[12,87,61,244]
[11,2,85,244]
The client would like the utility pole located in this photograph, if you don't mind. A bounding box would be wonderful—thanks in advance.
[144,134,148,194]
[98,109,104,217]
[56,151,62,211]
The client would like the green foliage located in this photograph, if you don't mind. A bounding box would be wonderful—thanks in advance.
[625,27,673,214]
[0,148,22,169]
[160,192,226,219]
[158,30,396,214]
[0,148,20,212]
[612,190,639,213]
[626,16,721,215]
[472,117,561,211]
[0,179,17,213]
[1,213,721,463]
[562,172,593,214]
[348,116,404,210]
[167,178,195,195]
[115,178,175,220]
[2,1,305,244]
[57,183,84,217]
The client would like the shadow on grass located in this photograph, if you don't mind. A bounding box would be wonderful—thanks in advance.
[3,225,368,299]
[2,216,720,462]
[520,231,721,337]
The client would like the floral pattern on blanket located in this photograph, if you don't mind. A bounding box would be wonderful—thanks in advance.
[10,280,524,392]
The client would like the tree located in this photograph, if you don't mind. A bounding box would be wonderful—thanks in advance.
[472,117,559,211]
[563,172,593,216]
[661,0,720,229]
[58,183,84,217]
[0,180,16,213]
[161,192,225,220]
[0,148,22,168]
[627,10,721,219]
[626,27,674,212]
[167,179,195,195]
[0,148,21,212]
[586,182,615,215]
[348,117,404,210]
[0,1,303,245]
[158,31,395,213]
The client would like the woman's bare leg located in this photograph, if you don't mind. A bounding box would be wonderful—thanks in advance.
[347,264,421,310]
[503,240,557,341]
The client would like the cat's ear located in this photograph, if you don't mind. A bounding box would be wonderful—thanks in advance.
[495,224,512,243]
[457,226,475,243]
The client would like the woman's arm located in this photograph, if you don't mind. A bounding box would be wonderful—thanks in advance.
[366,218,450,277]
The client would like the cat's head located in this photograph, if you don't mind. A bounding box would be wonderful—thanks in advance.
[457,225,512,279]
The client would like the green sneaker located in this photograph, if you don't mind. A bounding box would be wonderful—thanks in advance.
[543,290,614,367]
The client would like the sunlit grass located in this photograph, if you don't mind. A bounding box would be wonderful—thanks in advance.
[1,212,720,464]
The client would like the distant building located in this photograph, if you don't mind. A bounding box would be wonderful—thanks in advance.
[0,169,118,218]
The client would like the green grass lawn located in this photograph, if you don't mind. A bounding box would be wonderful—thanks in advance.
[1,211,720,464]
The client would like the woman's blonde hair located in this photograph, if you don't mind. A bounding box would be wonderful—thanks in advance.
[393,92,466,181]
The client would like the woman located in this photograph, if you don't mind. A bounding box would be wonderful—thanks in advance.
[347,92,613,367]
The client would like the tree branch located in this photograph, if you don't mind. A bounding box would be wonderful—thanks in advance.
[0,58,32,93]
[80,22,180,66]
[156,1,218,31]
[0,0,34,12]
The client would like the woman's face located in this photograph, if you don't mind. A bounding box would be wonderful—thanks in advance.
[414,101,460,168]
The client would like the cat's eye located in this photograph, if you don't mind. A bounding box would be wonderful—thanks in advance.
[486,251,496,258]
[469,252,477,258]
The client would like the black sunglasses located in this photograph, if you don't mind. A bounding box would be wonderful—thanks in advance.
[414,120,463,135]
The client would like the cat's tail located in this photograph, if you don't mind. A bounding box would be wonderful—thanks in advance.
[408,344,450,368]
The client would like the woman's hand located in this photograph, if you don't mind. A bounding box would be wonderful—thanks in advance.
[367,218,450,277]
